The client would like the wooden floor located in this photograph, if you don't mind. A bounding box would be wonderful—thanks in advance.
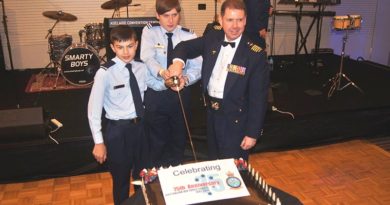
[1,139,389,205]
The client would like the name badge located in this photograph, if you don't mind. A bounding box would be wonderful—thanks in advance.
[113,84,125,89]
[227,64,246,76]
[154,43,165,49]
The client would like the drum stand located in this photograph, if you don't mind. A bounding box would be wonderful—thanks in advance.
[44,19,60,69]
[326,28,363,99]
[41,20,62,89]
[42,59,62,89]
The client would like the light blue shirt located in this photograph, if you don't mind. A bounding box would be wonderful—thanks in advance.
[87,57,147,144]
[140,24,202,91]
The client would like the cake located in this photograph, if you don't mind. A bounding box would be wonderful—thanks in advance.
[122,159,293,205]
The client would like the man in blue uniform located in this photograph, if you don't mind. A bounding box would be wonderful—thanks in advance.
[140,0,202,167]
[169,0,269,161]
[88,26,147,205]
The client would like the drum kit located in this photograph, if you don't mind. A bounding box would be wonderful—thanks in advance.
[42,0,133,87]
[326,14,364,98]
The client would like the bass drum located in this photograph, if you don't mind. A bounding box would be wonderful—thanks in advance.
[60,43,100,86]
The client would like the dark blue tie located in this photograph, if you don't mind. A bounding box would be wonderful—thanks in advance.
[166,32,173,66]
[126,63,144,118]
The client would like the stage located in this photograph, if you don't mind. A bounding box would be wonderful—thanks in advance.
[1,53,389,183]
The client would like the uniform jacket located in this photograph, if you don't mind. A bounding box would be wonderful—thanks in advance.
[173,28,270,139]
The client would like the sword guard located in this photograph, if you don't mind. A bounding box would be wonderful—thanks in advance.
[164,76,180,88]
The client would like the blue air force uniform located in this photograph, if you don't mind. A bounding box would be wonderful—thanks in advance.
[140,24,202,167]
[87,57,147,205]
[172,28,270,161]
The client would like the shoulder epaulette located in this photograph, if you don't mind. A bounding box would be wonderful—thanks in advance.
[247,41,262,53]
[101,60,115,70]
[146,22,160,29]
[213,24,222,30]
[181,27,194,34]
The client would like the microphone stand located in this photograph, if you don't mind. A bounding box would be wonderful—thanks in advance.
[1,0,14,70]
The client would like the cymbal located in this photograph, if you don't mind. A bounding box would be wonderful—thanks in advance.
[43,11,77,21]
[101,0,132,10]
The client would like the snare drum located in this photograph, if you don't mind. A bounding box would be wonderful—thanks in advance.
[60,43,100,86]
[79,23,105,49]
[333,16,351,30]
[49,34,73,62]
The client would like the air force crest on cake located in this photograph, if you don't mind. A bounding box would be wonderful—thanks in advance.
[226,171,242,189]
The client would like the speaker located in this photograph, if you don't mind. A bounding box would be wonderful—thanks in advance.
[103,17,159,60]
[0,107,46,143]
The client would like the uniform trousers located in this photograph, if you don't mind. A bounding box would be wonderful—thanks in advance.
[144,87,191,167]
[104,119,144,205]
[207,106,250,161]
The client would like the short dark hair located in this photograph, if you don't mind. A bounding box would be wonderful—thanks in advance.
[110,25,137,43]
[221,0,246,17]
[156,0,181,15]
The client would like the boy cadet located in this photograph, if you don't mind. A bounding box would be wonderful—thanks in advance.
[87,25,147,205]
[140,0,202,167]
